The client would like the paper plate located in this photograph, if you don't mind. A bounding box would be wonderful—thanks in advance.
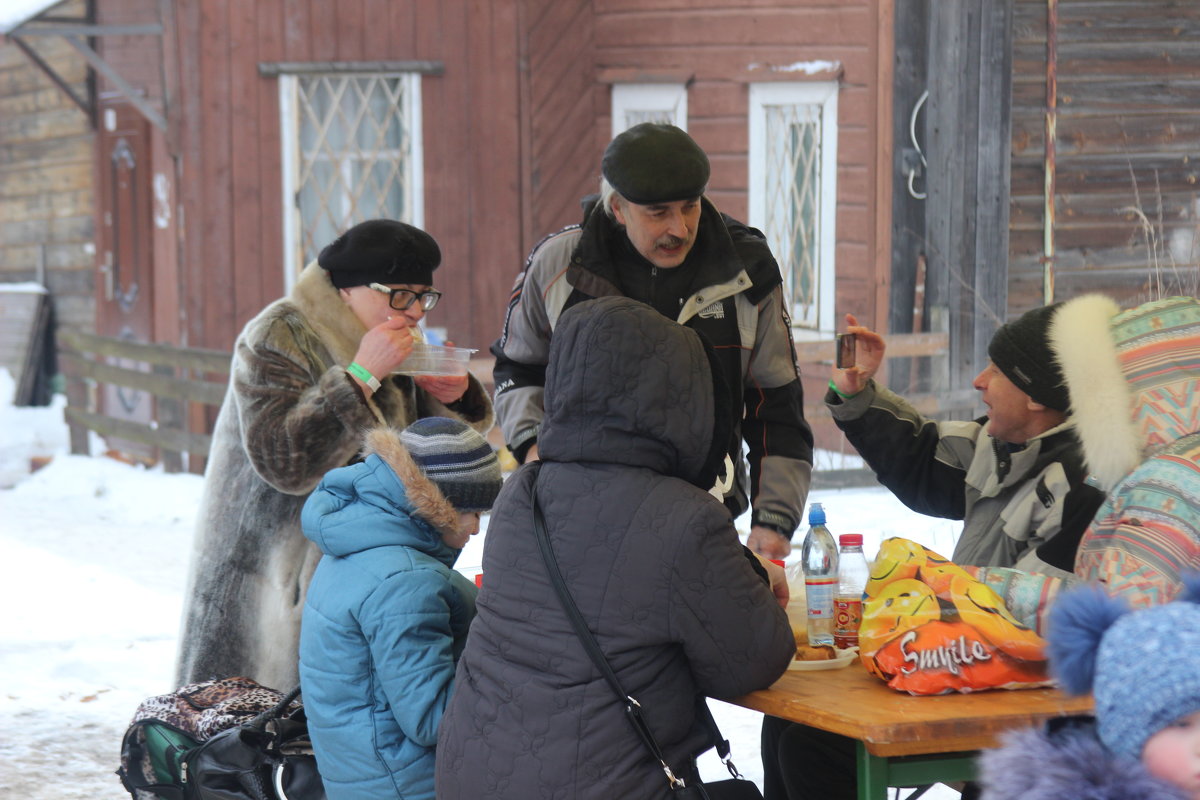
[787,648,859,671]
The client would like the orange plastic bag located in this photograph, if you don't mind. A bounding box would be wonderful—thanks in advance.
[858,538,1051,695]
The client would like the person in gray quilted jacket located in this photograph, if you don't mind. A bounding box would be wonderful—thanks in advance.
[436,296,795,799]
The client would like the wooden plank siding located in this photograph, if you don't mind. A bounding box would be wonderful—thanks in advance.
[88,0,525,355]
[1008,0,1200,314]
[0,1,95,333]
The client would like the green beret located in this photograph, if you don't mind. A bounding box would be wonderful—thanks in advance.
[601,123,711,205]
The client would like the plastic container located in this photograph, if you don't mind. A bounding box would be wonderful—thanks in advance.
[799,503,838,648]
[784,559,809,642]
[393,343,476,376]
[833,533,869,649]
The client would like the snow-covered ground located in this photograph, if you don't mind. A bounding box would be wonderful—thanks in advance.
[0,371,963,799]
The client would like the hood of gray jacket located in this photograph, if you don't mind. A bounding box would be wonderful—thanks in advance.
[538,295,730,490]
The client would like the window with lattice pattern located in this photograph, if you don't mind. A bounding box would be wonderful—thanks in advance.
[280,72,424,288]
[611,84,688,138]
[749,82,838,332]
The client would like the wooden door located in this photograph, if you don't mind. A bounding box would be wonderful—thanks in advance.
[95,98,156,461]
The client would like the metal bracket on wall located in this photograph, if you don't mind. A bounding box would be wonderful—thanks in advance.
[6,14,167,132]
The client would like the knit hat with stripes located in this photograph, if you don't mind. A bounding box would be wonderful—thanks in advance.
[400,417,503,512]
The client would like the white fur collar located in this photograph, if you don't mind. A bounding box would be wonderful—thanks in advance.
[1049,294,1140,491]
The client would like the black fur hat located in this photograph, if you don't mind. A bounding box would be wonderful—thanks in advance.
[318,219,440,289]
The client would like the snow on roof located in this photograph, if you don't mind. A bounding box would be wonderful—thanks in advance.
[1,0,70,35]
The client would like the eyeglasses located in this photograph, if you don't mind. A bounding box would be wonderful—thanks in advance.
[368,283,442,312]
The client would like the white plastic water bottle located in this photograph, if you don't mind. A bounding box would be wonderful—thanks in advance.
[800,503,838,647]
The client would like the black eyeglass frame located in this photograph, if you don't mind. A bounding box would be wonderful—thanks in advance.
[368,282,442,311]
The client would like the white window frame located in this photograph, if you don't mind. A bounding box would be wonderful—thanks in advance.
[279,72,424,291]
[611,83,688,137]
[748,81,838,333]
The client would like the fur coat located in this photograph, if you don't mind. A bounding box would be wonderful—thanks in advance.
[978,717,1189,800]
[175,262,493,691]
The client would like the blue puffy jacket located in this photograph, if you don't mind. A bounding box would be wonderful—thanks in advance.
[299,427,478,800]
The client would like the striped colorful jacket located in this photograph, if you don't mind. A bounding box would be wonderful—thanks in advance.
[1055,294,1200,607]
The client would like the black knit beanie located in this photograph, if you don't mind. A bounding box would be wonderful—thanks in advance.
[601,123,710,205]
[318,219,440,289]
[987,303,1070,411]
[400,417,503,512]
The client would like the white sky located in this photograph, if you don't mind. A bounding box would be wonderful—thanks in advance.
[0,369,961,798]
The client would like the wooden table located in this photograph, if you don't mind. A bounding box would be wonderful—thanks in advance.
[729,661,1093,800]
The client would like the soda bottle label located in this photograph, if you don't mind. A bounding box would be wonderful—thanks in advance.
[833,597,862,649]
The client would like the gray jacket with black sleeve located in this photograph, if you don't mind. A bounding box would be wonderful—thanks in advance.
[492,197,814,537]
[826,380,1104,568]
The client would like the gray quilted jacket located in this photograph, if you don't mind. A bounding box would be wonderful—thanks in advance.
[436,296,794,799]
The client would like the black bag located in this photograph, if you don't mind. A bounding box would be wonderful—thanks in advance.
[184,685,324,800]
[118,678,324,800]
[531,468,764,800]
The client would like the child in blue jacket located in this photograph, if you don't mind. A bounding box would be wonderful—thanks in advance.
[979,575,1200,800]
[299,417,503,800]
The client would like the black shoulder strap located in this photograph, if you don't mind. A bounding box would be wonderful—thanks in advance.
[530,465,689,789]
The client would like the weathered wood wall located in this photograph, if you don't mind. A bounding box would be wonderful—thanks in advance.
[1009,0,1200,313]
[0,0,95,330]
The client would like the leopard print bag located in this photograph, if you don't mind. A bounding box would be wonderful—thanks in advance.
[117,676,302,799]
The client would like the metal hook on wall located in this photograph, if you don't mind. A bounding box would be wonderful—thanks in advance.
[905,89,929,200]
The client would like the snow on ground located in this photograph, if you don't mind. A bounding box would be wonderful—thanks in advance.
[0,371,962,799]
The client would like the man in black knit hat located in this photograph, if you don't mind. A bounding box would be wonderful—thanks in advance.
[761,304,1108,800]
[826,305,1102,570]
[491,123,814,562]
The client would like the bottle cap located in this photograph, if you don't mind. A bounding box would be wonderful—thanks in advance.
[808,502,826,525]
[839,533,863,547]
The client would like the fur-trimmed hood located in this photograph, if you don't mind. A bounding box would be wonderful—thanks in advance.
[1050,294,1200,491]
[979,719,1189,800]
[301,426,461,562]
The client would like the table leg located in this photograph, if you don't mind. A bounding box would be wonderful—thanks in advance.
[855,741,888,800]
[854,740,979,800]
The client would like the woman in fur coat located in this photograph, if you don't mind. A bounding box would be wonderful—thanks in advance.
[175,220,493,691]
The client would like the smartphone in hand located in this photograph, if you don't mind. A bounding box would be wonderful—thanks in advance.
[836,333,857,369]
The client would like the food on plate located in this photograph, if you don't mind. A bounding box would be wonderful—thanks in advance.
[795,643,836,661]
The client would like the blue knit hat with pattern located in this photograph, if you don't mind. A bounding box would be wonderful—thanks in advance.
[1047,574,1200,761]
[399,417,502,512]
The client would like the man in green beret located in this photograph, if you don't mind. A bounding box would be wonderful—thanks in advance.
[491,122,814,561]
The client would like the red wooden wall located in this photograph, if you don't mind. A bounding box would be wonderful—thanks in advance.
[88,0,893,385]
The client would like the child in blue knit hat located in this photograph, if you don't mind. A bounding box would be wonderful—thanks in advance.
[979,575,1200,800]
[298,417,504,800]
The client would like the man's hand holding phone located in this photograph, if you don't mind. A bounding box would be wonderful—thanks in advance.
[830,313,886,398]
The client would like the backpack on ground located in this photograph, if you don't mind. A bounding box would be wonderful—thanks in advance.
[117,676,324,800]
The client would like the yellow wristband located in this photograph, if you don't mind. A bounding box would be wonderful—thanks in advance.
[347,362,381,392]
